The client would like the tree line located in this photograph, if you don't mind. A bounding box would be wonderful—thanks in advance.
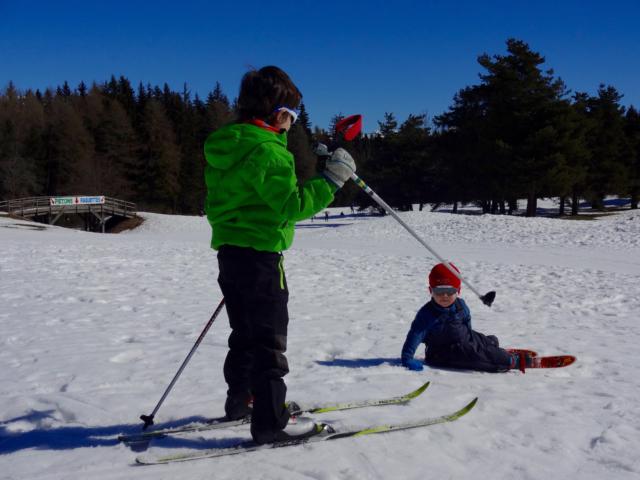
[340,39,639,215]
[1,38,639,216]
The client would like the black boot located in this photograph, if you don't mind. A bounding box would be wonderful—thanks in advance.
[224,391,252,420]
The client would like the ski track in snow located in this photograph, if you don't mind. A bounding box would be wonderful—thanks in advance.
[1,208,639,479]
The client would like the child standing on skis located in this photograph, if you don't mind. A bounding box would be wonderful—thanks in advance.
[401,262,533,372]
[204,66,356,444]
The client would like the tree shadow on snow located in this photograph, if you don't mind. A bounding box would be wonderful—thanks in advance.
[295,222,352,228]
[316,357,401,368]
[315,358,495,375]
[0,409,246,454]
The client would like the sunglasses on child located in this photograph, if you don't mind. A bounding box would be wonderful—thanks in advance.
[431,286,459,296]
[273,106,299,124]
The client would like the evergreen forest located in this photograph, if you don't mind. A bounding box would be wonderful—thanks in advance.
[1,39,639,216]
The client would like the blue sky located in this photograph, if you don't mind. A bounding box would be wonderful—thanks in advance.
[2,0,639,132]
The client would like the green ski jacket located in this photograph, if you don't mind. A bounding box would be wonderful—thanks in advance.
[204,122,336,252]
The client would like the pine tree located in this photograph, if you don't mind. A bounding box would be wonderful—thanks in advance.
[624,106,640,209]
[57,81,72,98]
[135,82,149,135]
[176,85,205,215]
[82,86,138,198]
[137,99,181,212]
[478,39,571,216]
[205,82,232,131]
[378,112,398,137]
[436,39,575,216]
[434,84,497,210]
[298,102,312,137]
[287,122,316,183]
[582,85,628,209]
[329,113,345,142]
[566,93,595,214]
[0,84,42,198]
[115,76,137,120]
[395,114,432,210]
[361,113,403,210]
[77,81,88,98]
[549,97,589,216]
[42,91,94,195]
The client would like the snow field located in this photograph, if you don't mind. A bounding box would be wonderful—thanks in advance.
[1,208,639,479]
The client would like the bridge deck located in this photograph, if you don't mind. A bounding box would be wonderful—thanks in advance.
[0,196,137,232]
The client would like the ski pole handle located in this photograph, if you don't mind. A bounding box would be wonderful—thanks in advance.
[350,172,495,306]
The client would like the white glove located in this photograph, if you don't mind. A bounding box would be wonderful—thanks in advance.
[323,148,356,188]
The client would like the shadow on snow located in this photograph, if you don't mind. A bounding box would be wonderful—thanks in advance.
[295,222,352,229]
[0,410,246,454]
[315,357,401,368]
[315,357,496,375]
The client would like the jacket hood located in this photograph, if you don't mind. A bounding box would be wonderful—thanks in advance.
[204,123,287,170]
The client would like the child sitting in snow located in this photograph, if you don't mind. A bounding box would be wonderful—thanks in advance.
[401,262,532,372]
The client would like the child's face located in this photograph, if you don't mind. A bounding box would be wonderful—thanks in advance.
[430,288,458,308]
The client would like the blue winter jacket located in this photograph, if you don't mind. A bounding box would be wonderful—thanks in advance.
[401,298,512,372]
[401,298,471,366]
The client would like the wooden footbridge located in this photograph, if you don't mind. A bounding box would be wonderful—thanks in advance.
[0,196,137,233]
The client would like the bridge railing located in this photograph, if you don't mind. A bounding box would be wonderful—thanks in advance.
[0,196,137,218]
[0,197,50,216]
[100,197,137,217]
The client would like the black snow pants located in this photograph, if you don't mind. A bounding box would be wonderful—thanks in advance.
[425,315,513,372]
[217,245,290,442]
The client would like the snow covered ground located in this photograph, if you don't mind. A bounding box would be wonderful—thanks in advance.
[1,206,639,479]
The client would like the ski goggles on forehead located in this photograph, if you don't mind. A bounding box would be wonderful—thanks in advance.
[273,106,299,124]
[431,286,458,296]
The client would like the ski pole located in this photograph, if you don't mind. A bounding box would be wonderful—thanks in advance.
[139,297,226,429]
[322,114,495,307]
[350,173,496,306]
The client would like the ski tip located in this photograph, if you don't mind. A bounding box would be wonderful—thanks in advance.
[453,397,478,418]
[437,397,479,423]
[542,355,576,368]
[409,381,431,398]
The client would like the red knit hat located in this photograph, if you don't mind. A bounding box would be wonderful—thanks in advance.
[428,262,461,290]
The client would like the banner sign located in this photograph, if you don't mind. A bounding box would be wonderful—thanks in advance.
[50,197,75,206]
[50,196,105,206]
[76,196,105,205]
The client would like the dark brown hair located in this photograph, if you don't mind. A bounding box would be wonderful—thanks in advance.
[236,66,302,122]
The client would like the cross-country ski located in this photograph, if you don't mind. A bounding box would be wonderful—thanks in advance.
[118,381,430,443]
[135,397,478,465]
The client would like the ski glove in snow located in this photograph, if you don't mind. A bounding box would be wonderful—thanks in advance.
[404,359,424,371]
[323,148,356,188]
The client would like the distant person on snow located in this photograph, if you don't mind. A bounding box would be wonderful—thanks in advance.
[203,66,356,444]
[401,263,535,373]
